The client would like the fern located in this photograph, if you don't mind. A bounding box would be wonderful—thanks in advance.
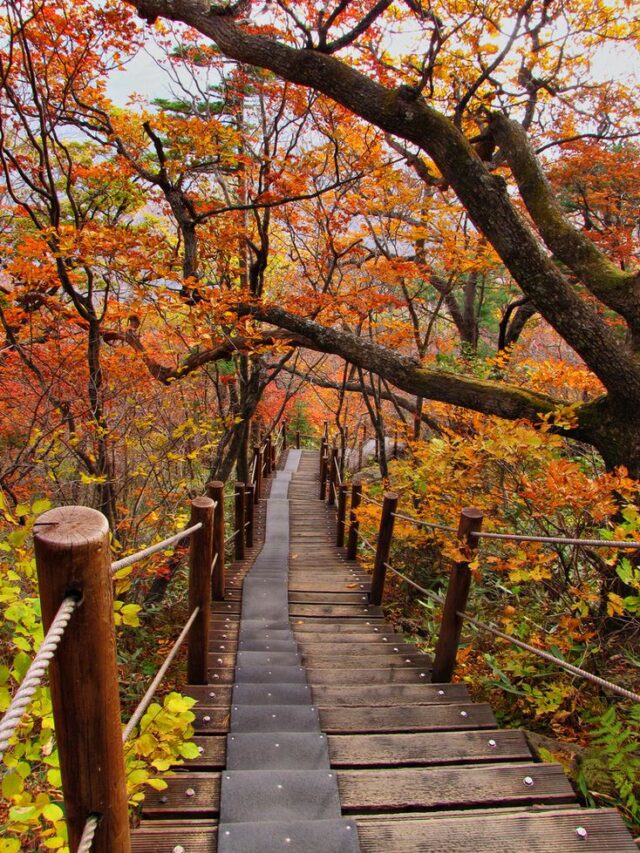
[580,705,640,829]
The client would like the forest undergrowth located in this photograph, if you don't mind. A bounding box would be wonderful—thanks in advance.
[355,414,640,838]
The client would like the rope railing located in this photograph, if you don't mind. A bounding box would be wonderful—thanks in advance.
[391,510,456,533]
[383,497,640,549]
[357,531,377,554]
[111,522,204,573]
[360,492,384,508]
[1,422,289,851]
[0,595,78,761]
[121,607,200,743]
[77,815,100,853]
[381,561,640,704]
[225,528,239,546]
[472,530,640,548]
[320,439,640,700]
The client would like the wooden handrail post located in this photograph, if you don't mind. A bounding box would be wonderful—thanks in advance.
[296,430,301,449]
[234,481,246,561]
[328,446,339,507]
[271,440,277,471]
[319,449,329,501]
[33,507,130,853]
[245,484,255,548]
[323,420,329,439]
[393,428,398,459]
[207,480,225,600]
[370,492,398,605]
[264,435,272,476]
[346,482,362,560]
[282,420,288,450]
[319,437,328,475]
[253,445,263,502]
[432,507,484,683]
[337,484,348,548]
[188,497,215,684]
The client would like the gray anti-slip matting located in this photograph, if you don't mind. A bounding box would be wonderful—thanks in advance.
[217,449,361,853]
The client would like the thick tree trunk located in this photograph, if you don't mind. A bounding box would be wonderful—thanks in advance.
[126,2,640,405]
[249,304,640,476]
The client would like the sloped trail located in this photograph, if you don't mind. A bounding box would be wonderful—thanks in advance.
[132,450,635,852]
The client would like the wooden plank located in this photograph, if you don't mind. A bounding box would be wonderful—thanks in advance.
[132,822,217,853]
[328,730,530,766]
[290,592,372,604]
[294,630,404,642]
[206,652,236,667]
[310,683,470,707]
[337,764,576,811]
[185,685,232,706]
[318,703,496,733]
[289,604,383,617]
[302,653,428,668]
[188,702,492,734]
[186,736,226,768]
[354,808,638,852]
[207,669,236,683]
[288,581,371,592]
[212,602,242,614]
[206,636,414,652]
[192,709,229,732]
[292,620,386,631]
[142,772,220,816]
[299,642,420,656]
[306,667,433,685]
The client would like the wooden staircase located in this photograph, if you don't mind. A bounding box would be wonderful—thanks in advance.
[131,449,636,852]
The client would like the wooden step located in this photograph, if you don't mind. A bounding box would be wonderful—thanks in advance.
[139,763,575,818]
[353,807,638,852]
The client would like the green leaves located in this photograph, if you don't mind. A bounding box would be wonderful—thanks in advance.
[123,691,198,806]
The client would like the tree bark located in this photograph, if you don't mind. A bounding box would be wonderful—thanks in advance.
[126,1,640,407]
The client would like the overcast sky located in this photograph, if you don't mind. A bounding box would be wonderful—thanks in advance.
[106,28,640,111]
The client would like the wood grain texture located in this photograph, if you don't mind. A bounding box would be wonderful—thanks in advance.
[337,764,576,811]
[354,808,638,852]
[309,683,470,706]
[34,506,130,853]
[318,703,496,733]
[328,730,531,766]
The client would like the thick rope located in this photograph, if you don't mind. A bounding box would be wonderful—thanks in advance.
[390,507,640,547]
[360,493,384,508]
[121,607,199,743]
[383,562,446,603]
[356,531,377,554]
[392,510,457,533]
[224,529,239,546]
[111,523,202,573]
[0,596,77,761]
[382,562,640,704]
[473,530,640,548]
[76,815,100,853]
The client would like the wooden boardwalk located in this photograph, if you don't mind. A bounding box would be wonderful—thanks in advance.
[132,449,635,851]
